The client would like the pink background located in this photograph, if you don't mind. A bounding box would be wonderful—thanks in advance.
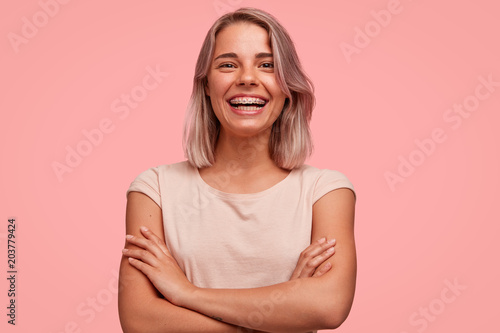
[1,0,499,332]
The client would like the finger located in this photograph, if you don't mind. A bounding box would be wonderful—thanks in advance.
[308,246,335,270]
[140,226,171,256]
[127,257,155,277]
[312,262,332,278]
[126,234,165,259]
[122,247,160,267]
[301,246,335,277]
[302,238,336,259]
[298,245,335,278]
[290,238,327,278]
[295,239,336,278]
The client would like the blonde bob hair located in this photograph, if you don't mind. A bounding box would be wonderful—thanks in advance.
[183,7,315,169]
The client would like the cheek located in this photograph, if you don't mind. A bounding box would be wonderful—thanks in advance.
[212,75,233,90]
[263,79,286,99]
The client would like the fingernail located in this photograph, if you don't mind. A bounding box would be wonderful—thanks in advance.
[122,248,129,253]
[326,247,335,254]
[318,237,326,244]
[327,238,336,245]
[140,226,148,232]
[126,234,133,240]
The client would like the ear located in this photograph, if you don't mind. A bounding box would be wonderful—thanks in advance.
[205,80,210,96]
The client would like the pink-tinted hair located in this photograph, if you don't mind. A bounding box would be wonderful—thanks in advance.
[183,7,315,169]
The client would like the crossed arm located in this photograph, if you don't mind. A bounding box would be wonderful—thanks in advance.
[118,189,356,332]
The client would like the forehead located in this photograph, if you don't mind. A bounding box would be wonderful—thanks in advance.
[214,22,271,54]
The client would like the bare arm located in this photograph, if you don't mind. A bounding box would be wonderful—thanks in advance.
[118,191,252,333]
[185,188,356,332]
[125,188,356,332]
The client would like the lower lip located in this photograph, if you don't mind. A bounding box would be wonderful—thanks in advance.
[227,102,267,116]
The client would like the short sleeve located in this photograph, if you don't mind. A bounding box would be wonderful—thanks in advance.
[126,167,161,208]
[313,169,356,204]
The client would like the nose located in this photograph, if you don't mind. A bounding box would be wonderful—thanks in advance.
[236,66,258,86]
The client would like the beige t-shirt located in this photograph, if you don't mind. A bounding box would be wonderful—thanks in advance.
[127,161,355,289]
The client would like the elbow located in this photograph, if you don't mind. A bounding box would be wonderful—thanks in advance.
[119,312,155,333]
[119,298,176,333]
[119,299,154,333]
[322,314,347,330]
[120,324,138,333]
[316,299,354,330]
[119,308,141,333]
[119,319,137,333]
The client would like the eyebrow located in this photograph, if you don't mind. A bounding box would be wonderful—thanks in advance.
[213,52,273,61]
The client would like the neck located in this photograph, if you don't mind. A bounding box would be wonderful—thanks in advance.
[212,128,277,173]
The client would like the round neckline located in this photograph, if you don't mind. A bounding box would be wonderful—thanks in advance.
[194,166,297,199]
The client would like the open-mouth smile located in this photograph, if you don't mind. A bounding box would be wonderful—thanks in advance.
[227,95,269,114]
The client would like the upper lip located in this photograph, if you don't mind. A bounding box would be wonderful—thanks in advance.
[227,94,269,103]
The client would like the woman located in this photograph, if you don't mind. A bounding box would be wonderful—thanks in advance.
[118,8,356,333]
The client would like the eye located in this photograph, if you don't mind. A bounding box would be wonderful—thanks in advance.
[218,63,236,68]
[260,62,274,68]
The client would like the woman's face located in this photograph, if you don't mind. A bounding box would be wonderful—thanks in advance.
[205,22,287,138]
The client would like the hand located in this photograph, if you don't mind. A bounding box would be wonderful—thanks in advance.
[289,237,336,280]
[122,226,196,306]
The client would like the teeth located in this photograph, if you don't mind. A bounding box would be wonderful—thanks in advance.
[233,105,263,111]
[229,97,266,105]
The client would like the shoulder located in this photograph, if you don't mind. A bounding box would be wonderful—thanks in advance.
[294,164,356,204]
[126,160,195,207]
[131,161,193,181]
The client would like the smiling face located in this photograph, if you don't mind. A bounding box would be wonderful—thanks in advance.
[205,22,287,139]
